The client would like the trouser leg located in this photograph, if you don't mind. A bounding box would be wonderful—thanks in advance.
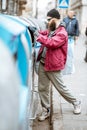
[38,62,50,108]
[46,70,77,104]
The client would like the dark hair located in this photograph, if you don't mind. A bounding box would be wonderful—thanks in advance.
[47,8,60,19]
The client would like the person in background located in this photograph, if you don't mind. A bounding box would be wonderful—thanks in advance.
[62,10,79,75]
[35,8,81,121]
[84,27,87,62]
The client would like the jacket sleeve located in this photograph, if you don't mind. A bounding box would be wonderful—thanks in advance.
[39,30,48,35]
[37,32,67,49]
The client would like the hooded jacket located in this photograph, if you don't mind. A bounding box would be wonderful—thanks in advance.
[37,23,68,71]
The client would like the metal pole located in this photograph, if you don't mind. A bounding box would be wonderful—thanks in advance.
[35,0,38,18]
[15,0,19,15]
[49,84,53,127]
[6,0,8,11]
[55,0,57,8]
[0,0,2,12]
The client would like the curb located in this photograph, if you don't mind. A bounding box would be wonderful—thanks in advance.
[52,88,63,130]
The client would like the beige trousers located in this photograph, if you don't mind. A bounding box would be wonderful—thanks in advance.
[38,62,77,109]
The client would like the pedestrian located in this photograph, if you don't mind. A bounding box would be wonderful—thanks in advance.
[62,10,79,75]
[35,8,81,121]
[84,27,87,62]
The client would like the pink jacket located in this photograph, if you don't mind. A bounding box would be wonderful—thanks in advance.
[37,26,68,71]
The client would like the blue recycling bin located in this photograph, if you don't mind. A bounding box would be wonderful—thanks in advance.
[0,14,33,130]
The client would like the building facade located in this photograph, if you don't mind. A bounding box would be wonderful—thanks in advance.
[0,0,28,16]
[22,0,33,17]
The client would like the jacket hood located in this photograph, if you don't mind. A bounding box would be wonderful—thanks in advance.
[59,21,66,28]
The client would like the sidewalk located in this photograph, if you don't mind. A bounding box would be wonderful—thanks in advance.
[52,35,87,130]
[32,35,87,130]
